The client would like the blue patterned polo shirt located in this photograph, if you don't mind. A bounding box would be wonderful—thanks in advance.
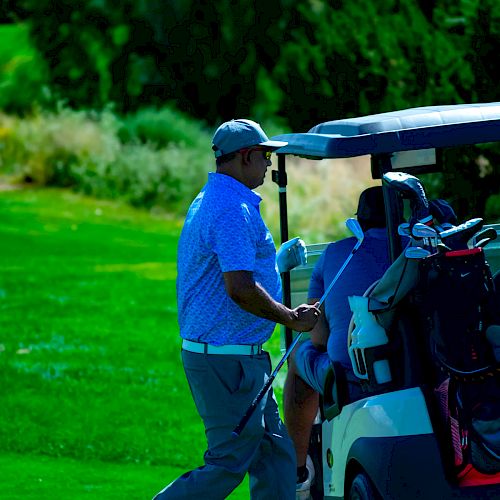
[176,172,281,345]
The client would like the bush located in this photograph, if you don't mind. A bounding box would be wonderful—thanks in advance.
[118,106,209,149]
[73,141,211,210]
[0,106,213,212]
[0,107,120,185]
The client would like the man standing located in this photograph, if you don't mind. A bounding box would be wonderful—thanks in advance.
[154,119,320,499]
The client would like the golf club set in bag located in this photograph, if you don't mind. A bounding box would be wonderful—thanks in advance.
[368,172,500,478]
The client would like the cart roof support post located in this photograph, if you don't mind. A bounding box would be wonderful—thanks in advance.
[272,154,293,350]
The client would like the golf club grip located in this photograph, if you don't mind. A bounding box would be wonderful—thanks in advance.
[232,333,304,437]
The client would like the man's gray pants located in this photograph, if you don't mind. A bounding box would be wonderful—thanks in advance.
[153,349,296,499]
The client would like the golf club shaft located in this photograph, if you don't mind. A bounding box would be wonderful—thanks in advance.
[232,332,303,437]
[318,241,362,308]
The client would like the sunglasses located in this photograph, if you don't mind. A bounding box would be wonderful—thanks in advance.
[240,148,272,161]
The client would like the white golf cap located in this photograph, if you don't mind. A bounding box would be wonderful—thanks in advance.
[212,119,288,158]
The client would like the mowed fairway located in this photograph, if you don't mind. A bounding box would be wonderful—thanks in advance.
[0,186,280,499]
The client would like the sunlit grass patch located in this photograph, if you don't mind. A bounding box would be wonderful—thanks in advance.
[93,261,177,280]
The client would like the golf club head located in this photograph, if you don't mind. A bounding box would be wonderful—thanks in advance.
[405,246,431,259]
[398,222,411,236]
[470,227,497,248]
[475,237,496,248]
[412,222,438,239]
[346,218,364,242]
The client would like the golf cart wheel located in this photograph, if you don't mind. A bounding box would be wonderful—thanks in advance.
[471,440,500,474]
[349,472,380,500]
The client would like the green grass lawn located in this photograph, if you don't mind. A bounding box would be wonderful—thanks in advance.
[0,453,192,500]
[0,186,287,498]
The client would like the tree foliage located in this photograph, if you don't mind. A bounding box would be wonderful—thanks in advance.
[8,0,500,218]
[18,1,500,123]
[21,0,290,120]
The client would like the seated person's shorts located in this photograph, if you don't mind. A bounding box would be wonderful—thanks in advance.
[294,340,331,394]
[294,339,363,400]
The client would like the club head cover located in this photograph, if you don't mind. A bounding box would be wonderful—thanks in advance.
[440,218,484,250]
[382,172,430,226]
[429,199,458,226]
[276,237,307,273]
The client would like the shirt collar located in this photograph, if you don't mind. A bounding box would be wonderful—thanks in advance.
[208,172,262,206]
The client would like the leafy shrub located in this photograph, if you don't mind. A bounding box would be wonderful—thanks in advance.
[486,195,500,222]
[0,106,213,212]
[73,141,211,210]
[259,155,375,242]
[0,107,120,185]
[118,106,210,149]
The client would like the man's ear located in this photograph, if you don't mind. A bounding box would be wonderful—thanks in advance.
[240,150,251,165]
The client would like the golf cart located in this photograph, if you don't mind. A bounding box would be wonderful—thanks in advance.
[270,103,500,499]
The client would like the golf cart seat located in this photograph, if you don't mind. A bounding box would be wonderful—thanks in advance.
[324,299,432,416]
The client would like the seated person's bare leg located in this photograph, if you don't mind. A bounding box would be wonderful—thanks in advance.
[284,353,319,468]
[284,302,328,469]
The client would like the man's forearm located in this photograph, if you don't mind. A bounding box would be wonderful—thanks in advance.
[223,270,319,333]
[231,280,296,328]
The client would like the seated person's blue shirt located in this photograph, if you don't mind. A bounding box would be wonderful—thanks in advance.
[177,172,281,346]
[308,228,390,368]
[295,228,390,395]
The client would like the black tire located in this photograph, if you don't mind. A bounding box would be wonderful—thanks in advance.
[471,439,500,474]
[349,472,379,500]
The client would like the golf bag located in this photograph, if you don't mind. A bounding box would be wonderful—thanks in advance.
[376,171,500,478]
[369,245,500,479]
[416,247,500,477]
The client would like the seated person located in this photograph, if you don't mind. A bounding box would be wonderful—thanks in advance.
[283,186,392,498]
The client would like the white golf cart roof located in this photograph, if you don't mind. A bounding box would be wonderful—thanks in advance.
[272,102,500,158]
